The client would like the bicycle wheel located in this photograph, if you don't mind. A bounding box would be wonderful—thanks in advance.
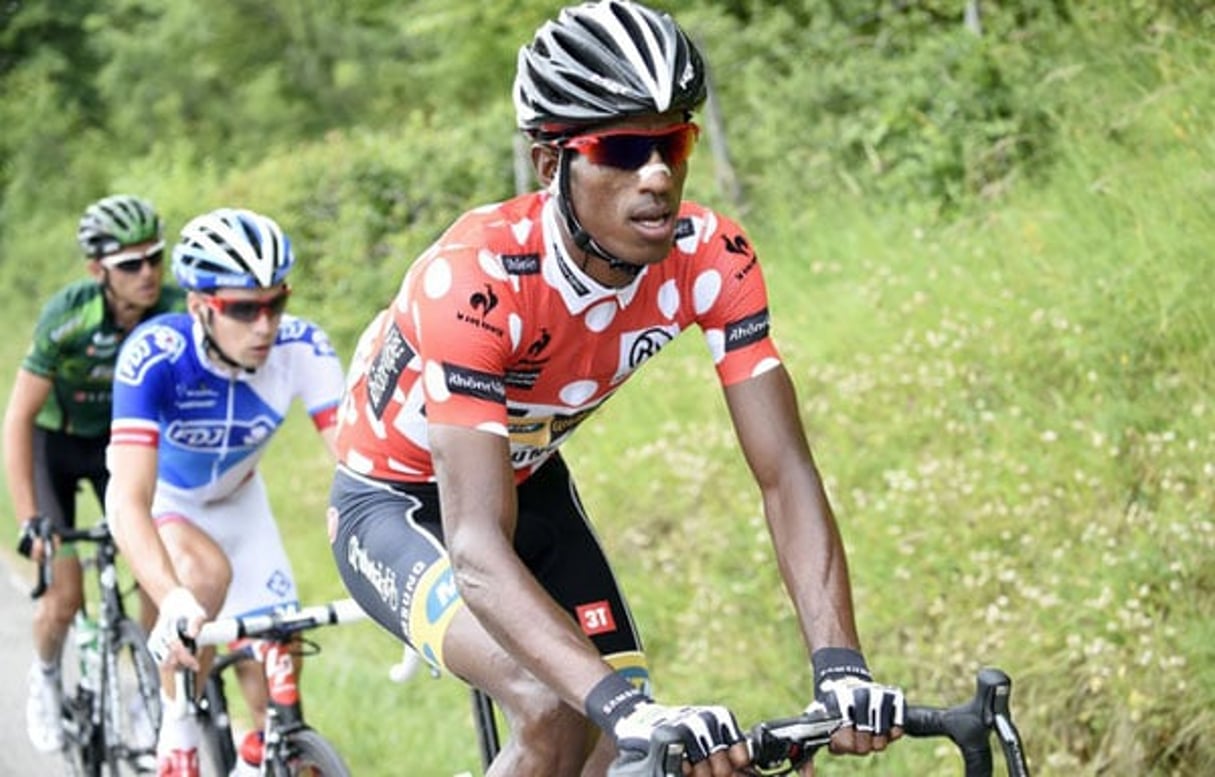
[60,688,103,777]
[273,728,352,777]
[101,618,161,775]
[197,673,237,777]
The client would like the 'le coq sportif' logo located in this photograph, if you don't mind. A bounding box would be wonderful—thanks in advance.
[456,283,506,337]
[469,284,499,317]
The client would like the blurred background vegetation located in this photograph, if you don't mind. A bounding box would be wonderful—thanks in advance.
[1,1,1212,774]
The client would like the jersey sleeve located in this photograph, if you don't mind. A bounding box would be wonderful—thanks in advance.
[403,246,513,437]
[690,212,783,386]
[110,322,186,447]
[21,297,70,378]
[276,316,346,430]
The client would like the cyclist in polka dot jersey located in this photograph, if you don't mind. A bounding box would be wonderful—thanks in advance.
[330,3,903,776]
[337,202,774,483]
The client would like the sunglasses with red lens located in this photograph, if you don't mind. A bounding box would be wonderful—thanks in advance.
[101,242,166,274]
[204,287,291,323]
[561,123,700,170]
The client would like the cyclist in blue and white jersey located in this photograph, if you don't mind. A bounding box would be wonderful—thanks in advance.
[105,208,345,776]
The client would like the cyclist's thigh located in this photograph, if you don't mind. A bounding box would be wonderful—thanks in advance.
[515,456,649,689]
[32,428,103,532]
[330,468,464,672]
[155,475,295,618]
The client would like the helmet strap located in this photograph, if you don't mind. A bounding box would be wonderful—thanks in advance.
[555,149,643,279]
[200,308,256,375]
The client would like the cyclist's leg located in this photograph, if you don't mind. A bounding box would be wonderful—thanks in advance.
[177,474,300,741]
[509,455,649,777]
[150,505,231,768]
[330,460,640,777]
[331,471,587,776]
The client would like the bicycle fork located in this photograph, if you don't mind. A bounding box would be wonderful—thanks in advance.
[250,639,308,771]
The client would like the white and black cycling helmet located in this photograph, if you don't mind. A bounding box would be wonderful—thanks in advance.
[77,194,161,258]
[513,0,707,139]
[171,208,294,291]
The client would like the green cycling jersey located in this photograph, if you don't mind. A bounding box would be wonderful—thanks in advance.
[21,278,186,438]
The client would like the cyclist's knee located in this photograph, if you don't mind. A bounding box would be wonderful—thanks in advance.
[36,579,83,630]
[163,537,231,613]
[500,687,593,773]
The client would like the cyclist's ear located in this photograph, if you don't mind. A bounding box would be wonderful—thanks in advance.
[531,143,560,188]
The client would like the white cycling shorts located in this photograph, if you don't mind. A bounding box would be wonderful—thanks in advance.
[152,472,298,619]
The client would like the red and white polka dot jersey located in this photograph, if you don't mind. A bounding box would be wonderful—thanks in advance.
[335,192,783,484]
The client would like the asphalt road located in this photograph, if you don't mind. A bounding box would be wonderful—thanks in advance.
[2,553,67,776]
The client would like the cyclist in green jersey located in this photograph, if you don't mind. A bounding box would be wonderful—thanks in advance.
[3,194,186,753]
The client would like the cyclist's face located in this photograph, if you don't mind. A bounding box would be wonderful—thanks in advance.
[191,285,288,369]
[545,110,692,270]
[93,238,165,310]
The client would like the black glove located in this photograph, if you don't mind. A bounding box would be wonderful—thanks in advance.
[16,514,46,558]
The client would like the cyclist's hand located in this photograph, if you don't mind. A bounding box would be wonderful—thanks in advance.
[814,677,904,755]
[148,586,206,670]
[614,701,748,774]
[811,647,903,757]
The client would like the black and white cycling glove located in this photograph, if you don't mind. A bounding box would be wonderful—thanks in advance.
[585,672,743,763]
[811,647,904,735]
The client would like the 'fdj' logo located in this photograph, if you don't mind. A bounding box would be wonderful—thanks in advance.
[165,415,277,450]
[116,325,186,385]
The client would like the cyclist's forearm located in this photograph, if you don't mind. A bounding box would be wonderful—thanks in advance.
[449,521,610,709]
[764,476,863,654]
[109,492,181,604]
[2,411,38,523]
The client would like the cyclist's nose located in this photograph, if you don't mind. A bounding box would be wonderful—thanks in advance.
[637,157,673,190]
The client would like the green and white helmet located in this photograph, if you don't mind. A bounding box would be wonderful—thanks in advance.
[77,194,161,258]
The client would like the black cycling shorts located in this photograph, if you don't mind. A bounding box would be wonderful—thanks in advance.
[33,428,109,531]
[330,455,648,687]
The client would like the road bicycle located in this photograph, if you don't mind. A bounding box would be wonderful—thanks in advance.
[448,667,1029,777]
[170,598,367,776]
[24,518,162,776]
[607,667,1031,777]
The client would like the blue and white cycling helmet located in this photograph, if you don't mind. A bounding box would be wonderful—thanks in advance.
[172,208,294,291]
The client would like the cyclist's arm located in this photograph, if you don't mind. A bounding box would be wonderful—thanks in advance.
[106,442,182,604]
[2,368,53,526]
[431,423,613,709]
[316,423,338,460]
[723,365,862,654]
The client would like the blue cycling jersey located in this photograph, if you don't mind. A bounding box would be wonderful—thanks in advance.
[111,312,344,502]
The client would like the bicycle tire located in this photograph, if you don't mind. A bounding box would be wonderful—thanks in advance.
[63,688,104,777]
[197,673,238,777]
[273,727,352,777]
[101,618,161,775]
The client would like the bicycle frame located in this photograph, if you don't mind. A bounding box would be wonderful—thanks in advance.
[202,635,310,773]
[175,599,368,776]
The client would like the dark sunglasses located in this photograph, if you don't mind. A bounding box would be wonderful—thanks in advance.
[101,242,165,274]
[561,122,700,170]
[204,287,291,323]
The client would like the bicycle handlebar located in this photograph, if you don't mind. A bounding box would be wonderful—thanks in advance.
[609,668,1030,777]
[26,519,117,600]
[189,598,369,647]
